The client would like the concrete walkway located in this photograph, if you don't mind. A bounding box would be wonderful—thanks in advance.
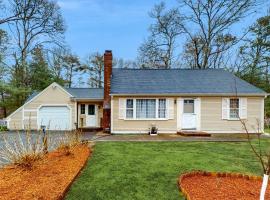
[89,134,248,142]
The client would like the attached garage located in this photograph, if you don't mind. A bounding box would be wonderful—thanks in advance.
[6,83,76,131]
[38,106,71,130]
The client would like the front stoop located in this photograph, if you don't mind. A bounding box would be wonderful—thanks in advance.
[177,131,211,137]
[78,127,103,132]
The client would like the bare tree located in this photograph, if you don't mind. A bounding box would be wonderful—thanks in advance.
[138,2,184,69]
[48,47,70,84]
[114,58,138,69]
[8,0,65,88]
[0,0,22,25]
[80,52,104,88]
[179,0,258,69]
[233,79,269,200]
[62,54,81,88]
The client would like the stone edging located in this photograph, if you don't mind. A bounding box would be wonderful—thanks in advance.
[178,171,262,200]
[60,146,92,200]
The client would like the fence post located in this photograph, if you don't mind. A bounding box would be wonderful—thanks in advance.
[41,125,48,153]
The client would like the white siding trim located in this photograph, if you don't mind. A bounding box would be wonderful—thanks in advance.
[261,98,265,133]
[111,97,114,132]
[195,98,201,131]
[22,107,24,129]
[24,109,37,112]
[239,98,247,119]
[222,98,229,120]
[119,98,126,119]
[177,98,183,131]
[75,101,77,127]
[167,98,174,119]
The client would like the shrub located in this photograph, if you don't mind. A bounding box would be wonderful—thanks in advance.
[0,131,46,169]
[0,125,8,132]
[55,130,82,156]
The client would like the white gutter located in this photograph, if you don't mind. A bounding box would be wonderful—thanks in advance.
[110,93,268,97]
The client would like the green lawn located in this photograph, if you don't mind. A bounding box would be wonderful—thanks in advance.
[66,141,269,200]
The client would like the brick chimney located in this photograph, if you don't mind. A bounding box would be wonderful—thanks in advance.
[103,50,112,132]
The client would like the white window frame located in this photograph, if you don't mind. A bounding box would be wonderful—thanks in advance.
[124,98,168,120]
[229,98,240,120]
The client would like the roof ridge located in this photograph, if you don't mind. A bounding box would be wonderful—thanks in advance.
[113,68,225,71]
[66,87,103,89]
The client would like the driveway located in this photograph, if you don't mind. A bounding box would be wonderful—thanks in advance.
[0,131,96,150]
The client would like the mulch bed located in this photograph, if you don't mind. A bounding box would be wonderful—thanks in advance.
[179,171,270,200]
[0,144,91,200]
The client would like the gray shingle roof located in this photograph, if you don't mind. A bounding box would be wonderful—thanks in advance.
[65,88,104,99]
[25,88,104,103]
[111,68,267,96]
[25,91,39,103]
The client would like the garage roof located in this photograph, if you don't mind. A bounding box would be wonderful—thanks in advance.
[66,88,104,99]
[25,88,104,103]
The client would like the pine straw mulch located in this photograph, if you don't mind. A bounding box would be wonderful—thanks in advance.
[179,171,270,200]
[0,144,91,200]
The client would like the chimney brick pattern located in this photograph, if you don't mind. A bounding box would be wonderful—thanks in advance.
[103,50,112,132]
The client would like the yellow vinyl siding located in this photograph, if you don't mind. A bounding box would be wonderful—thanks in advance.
[112,96,264,134]
[8,109,23,130]
[112,96,177,133]
[201,97,263,132]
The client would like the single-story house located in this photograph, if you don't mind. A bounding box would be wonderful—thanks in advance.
[6,50,267,134]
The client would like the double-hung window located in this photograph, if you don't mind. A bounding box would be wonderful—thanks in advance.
[125,99,167,119]
[229,98,239,119]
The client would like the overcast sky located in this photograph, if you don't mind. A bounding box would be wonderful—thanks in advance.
[57,0,269,61]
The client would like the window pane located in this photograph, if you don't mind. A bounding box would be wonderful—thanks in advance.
[126,110,133,118]
[136,99,156,118]
[88,105,95,115]
[126,99,133,118]
[230,99,239,118]
[184,100,194,113]
[127,99,133,108]
[81,104,85,114]
[158,99,166,118]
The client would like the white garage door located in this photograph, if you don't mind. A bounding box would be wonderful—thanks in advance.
[38,106,71,130]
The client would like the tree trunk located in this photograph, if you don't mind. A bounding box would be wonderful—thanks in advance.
[260,174,269,200]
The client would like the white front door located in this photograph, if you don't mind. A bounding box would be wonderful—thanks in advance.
[182,99,197,130]
[86,104,97,127]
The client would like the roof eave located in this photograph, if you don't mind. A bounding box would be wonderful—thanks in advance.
[71,97,104,102]
[110,93,268,97]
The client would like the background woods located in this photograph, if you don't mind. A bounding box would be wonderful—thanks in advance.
[0,0,270,119]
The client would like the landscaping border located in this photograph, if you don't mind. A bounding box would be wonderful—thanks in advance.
[59,146,92,199]
[178,171,262,200]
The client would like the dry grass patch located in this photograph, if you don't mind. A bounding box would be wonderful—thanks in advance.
[0,144,91,200]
